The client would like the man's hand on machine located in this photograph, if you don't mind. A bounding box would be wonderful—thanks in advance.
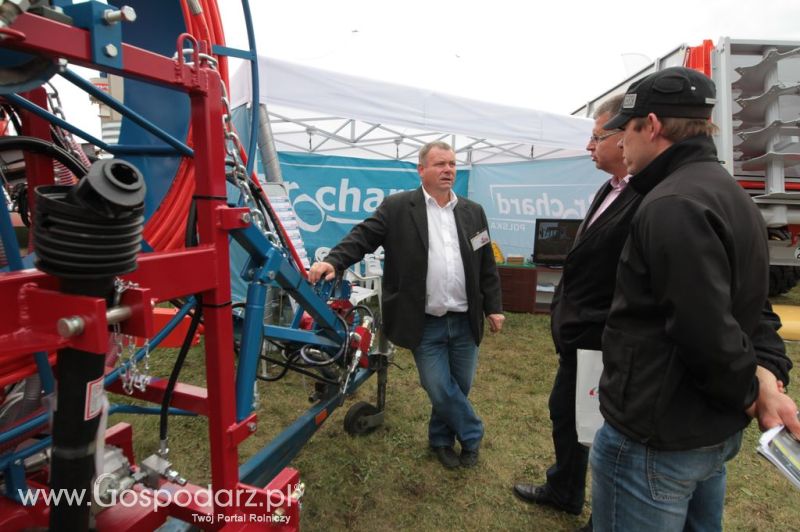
[308,261,336,283]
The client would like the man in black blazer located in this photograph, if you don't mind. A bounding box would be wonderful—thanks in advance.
[513,95,638,525]
[308,141,504,469]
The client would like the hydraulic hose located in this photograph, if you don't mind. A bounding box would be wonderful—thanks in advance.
[35,159,145,532]
[158,298,202,449]
[0,135,88,180]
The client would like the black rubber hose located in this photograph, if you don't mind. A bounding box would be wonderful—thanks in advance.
[184,198,198,248]
[2,104,22,135]
[158,297,202,443]
[160,189,203,445]
[0,135,88,179]
[345,304,375,321]
[257,353,339,385]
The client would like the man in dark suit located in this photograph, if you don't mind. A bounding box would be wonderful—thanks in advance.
[513,95,639,527]
[308,141,504,469]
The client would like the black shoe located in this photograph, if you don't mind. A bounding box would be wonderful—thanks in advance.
[431,446,460,469]
[512,483,582,515]
[460,448,479,467]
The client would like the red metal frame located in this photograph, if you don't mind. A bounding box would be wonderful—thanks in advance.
[684,39,714,76]
[0,11,298,531]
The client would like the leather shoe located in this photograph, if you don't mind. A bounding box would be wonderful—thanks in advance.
[431,446,460,469]
[512,483,582,515]
[460,448,479,467]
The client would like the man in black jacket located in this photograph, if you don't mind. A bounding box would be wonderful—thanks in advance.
[591,67,800,531]
[513,94,640,527]
[308,141,504,469]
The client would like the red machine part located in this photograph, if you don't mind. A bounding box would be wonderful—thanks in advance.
[684,39,714,77]
[353,324,374,368]
[0,7,301,530]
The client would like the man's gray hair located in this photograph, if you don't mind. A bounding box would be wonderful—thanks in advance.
[419,141,454,165]
[593,94,625,120]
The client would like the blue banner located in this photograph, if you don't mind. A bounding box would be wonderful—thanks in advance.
[277,152,468,257]
[468,157,608,258]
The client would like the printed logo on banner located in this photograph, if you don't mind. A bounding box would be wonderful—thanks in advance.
[284,179,406,232]
[468,157,608,257]
[278,153,469,260]
[490,184,591,219]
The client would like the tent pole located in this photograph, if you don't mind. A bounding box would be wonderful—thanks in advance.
[257,103,283,183]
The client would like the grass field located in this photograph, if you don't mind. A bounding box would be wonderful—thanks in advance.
[114,298,800,531]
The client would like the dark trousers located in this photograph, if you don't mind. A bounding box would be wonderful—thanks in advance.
[545,351,589,509]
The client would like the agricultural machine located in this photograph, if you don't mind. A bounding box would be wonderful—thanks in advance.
[0,1,390,530]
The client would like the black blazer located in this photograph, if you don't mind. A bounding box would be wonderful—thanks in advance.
[324,187,502,350]
[549,180,643,358]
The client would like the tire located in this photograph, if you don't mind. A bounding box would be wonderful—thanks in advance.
[343,401,380,435]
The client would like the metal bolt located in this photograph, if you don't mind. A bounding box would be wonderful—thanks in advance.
[291,482,306,501]
[103,44,118,58]
[240,212,252,224]
[57,316,85,337]
[106,305,133,325]
[103,6,137,24]
[247,422,257,432]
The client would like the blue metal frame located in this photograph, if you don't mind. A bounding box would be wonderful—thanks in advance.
[4,93,182,156]
[227,203,386,480]
[240,368,372,487]
[59,68,194,157]
[239,0,259,176]
[230,221,359,422]
[61,1,124,69]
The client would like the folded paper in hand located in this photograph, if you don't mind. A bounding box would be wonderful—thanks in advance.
[757,424,800,490]
[576,349,604,447]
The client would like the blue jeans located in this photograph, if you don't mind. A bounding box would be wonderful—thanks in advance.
[590,422,743,532]
[412,312,483,451]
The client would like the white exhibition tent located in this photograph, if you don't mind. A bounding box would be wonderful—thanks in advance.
[230,56,593,164]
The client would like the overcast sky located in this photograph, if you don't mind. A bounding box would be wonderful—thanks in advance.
[54,0,800,137]
[220,0,800,114]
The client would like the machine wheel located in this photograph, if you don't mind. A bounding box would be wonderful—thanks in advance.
[343,401,380,435]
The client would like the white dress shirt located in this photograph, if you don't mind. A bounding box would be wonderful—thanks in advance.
[423,188,468,316]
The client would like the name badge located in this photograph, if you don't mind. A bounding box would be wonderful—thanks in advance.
[470,229,490,251]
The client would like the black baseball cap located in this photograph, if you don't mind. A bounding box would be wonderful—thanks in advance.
[603,66,716,130]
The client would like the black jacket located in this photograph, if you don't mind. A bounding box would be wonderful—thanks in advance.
[323,187,502,350]
[600,136,790,450]
[550,181,643,357]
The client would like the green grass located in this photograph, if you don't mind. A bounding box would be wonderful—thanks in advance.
[112,306,800,531]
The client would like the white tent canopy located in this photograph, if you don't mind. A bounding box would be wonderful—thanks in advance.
[231,56,593,164]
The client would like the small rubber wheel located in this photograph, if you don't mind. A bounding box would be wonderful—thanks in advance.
[343,401,380,435]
